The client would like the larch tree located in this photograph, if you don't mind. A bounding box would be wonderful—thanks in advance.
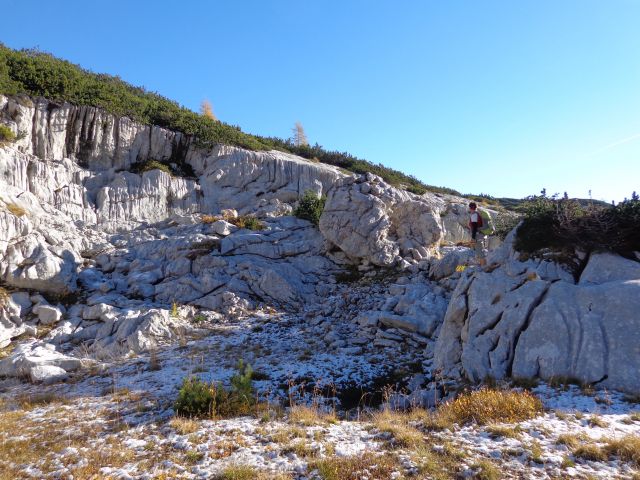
[200,99,217,121]
[291,121,308,147]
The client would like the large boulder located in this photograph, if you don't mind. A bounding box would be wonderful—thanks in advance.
[434,248,640,394]
[512,279,640,391]
[319,174,445,266]
[0,291,32,348]
[0,340,83,378]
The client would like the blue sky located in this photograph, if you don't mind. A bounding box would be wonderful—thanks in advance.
[3,0,639,201]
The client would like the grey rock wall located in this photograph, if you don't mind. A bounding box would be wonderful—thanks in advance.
[434,230,640,394]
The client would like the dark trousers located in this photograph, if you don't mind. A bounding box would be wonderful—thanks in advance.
[470,222,479,240]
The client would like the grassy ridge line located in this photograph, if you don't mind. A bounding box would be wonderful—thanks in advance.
[0,44,460,197]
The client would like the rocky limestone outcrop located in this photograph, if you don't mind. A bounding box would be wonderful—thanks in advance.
[0,93,496,383]
[434,229,640,394]
[320,173,446,266]
[319,173,500,268]
[0,95,344,229]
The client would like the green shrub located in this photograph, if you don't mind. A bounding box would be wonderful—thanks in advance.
[0,43,462,197]
[174,377,215,417]
[515,190,640,258]
[0,124,16,144]
[130,159,173,176]
[174,360,256,418]
[231,215,265,231]
[228,359,254,406]
[493,212,521,240]
[293,190,326,226]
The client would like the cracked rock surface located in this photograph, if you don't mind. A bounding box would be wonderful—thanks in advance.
[434,230,640,394]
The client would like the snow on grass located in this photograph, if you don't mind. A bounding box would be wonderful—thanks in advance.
[1,313,639,478]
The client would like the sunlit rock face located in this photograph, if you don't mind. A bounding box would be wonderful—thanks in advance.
[434,230,640,395]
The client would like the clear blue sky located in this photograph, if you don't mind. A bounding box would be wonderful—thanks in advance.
[3,0,639,202]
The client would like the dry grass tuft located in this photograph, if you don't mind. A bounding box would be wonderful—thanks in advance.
[603,435,640,466]
[485,424,522,439]
[184,449,205,464]
[230,215,265,231]
[588,414,609,428]
[436,388,544,426]
[169,416,199,435]
[528,440,544,463]
[289,405,337,426]
[202,214,219,224]
[372,409,424,447]
[270,426,305,444]
[308,452,400,480]
[409,440,467,479]
[213,464,291,480]
[573,443,607,462]
[17,392,67,410]
[0,287,9,308]
[5,203,26,217]
[556,433,589,449]
[472,459,501,480]
[281,440,319,458]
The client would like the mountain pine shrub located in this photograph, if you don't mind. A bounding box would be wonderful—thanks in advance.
[0,124,16,145]
[0,44,456,198]
[293,190,326,226]
[174,360,257,418]
[515,190,640,258]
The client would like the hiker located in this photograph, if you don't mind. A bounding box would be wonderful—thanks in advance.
[468,202,493,265]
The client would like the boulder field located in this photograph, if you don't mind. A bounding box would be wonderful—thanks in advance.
[1,93,639,396]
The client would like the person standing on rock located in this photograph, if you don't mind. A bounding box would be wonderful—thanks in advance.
[468,202,493,265]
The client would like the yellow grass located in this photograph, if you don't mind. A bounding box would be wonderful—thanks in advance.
[289,405,337,426]
[169,416,200,435]
[472,459,501,480]
[573,443,607,462]
[6,203,26,217]
[485,424,522,439]
[202,214,219,223]
[436,388,544,426]
[556,432,589,449]
[604,435,640,466]
[308,453,400,480]
[214,465,292,480]
[372,409,424,447]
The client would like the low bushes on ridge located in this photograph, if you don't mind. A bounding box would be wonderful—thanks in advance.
[515,190,640,259]
[0,44,456,197]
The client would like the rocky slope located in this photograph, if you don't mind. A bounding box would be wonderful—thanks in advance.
[1,92,639,401]
[1,93,640,479]
[0,93,478,383]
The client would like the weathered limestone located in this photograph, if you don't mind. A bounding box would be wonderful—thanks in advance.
[0,340,83,378]
[319,174,446,266]
[434,233,640,394]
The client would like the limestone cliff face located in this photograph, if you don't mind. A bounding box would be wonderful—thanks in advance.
[0,94,345,230]
[0,93,481,266]
[433,230,640,394]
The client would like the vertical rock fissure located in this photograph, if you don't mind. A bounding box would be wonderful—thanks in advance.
[575,249,592,284]
[506,281,553,377]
